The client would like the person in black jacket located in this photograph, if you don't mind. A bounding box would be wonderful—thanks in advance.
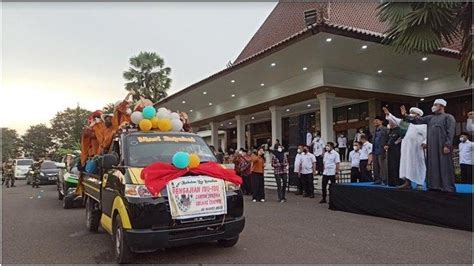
[385,116,403,186]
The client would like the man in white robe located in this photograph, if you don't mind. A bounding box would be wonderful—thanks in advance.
[384,107,427,189]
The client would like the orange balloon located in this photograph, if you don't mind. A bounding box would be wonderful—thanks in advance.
[150,117,160,129]
[188,154,200,169]
[139,119,152,131]
[158,118,172,131]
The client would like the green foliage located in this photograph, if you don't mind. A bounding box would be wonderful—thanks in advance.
[378,1,472,83]
[1,127,21,161]
[102,102,115,114]
[50,105,90,150]
[22,124,54,160]
[123,51,172,103]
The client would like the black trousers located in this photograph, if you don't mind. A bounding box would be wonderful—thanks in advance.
[359,159,371,182]
[242,174,252,195]
[322,175,336,200]
[296,173,305,194]
[350,167,361,183]
[251,172,265,200]
[460,164,473,184]
[274,173,288,200]
[339,148,346,161]
[300,173,314,196]
[387,145,402,186]
[316,156,324,174]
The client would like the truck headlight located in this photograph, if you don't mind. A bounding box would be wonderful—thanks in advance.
[40,172,45,177]
[225,181,240,192]
[125,184,158,198]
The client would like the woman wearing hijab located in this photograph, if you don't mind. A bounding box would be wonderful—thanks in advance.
[251,147,266,202]
[271,144,288,202]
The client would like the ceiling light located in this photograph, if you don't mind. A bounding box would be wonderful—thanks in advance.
[424,77,429,81]
[251,116,255,120]
[307,104,311,107]
[302,67,308,71]
[377,70,383,74]
[326,38,332,42]
[422,57,428,61]
[231,94,235,97]
[270,62,276,67]
[229,122,232,125]
[231,80,235,83]
[181,100,186,104]
[420,98,425,101]
[208,102,212,106]
[348,107,352,110]
[260,83,265,87]
[203,91,207,95]
[361,45,368,49]
[286,108,290,112]
[220,123,224,126]
[189,109,193,112]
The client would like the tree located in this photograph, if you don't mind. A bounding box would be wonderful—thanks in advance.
[378,1,472,83]
[102,102,115,114]
[22,124,54,160]
[1,127,21,161]
[123,51,172,103]
[50,105,90,150]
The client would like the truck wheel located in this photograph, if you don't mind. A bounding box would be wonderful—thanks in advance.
[217,236,239,247]
[86,197,100,232]
[114,214,133,264]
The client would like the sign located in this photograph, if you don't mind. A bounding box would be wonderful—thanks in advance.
[167,175,227,219]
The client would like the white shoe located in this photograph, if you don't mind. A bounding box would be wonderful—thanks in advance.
[252,199,257,202]
[260,199,265,202]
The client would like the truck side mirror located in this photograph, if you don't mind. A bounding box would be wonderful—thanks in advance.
[102,154,119,170]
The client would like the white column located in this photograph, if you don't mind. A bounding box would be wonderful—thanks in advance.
[269,106,282,146]
[222,131,227,152]
[235,115,246,149]
[317,92,335,143]
[210,122,219,148]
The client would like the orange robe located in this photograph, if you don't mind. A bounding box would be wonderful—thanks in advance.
[80,128,94,166]
[113,100,131,128]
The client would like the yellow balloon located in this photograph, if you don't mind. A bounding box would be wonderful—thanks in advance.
[158,118,172,131]
[139,119,152,131]
[150,117,160,129]
[188,154,200,169]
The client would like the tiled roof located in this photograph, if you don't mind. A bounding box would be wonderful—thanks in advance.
[234,1,462,64]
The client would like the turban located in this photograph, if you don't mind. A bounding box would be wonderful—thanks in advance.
[409,107,424,116]
[434,99,447,106]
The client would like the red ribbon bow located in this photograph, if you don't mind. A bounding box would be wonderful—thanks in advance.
[140,161,242,196]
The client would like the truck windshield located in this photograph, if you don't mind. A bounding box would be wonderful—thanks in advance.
[126,134,216,167]
[16,159,33,166]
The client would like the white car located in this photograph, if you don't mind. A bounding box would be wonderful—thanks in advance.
[13,158,34,179]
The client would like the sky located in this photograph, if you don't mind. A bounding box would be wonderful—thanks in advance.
[1,2,276,135]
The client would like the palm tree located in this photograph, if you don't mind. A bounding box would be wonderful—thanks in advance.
[102,102,115,114]
[378,1,472,84]
[123,52,172,103]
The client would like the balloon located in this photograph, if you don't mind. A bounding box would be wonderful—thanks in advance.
[131,111,143,124]
[170,112,180,120]
[171,118,183,132]
[157,118,172,131]
[142,106,156,119]
[150,117,160,129]
[156,109,171,119]
[172,152,190,169]
[188,154,200,169]
[139,119,152,131]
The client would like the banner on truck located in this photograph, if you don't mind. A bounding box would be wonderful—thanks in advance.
[167,175,227,219]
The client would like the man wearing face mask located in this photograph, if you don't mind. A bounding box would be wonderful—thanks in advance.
[404,99,456,192]
[349,142,361,183]
[297,146,316,198]
[294,145,305,195]
[320,142,340,203]
[271,144,289,202]
[458,132,473,184]
[312,131,325,175]
[337,133,348,161]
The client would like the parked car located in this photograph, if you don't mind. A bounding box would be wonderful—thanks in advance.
[13,158,33,180]
[27,160,59,185]
[57,155,83,209]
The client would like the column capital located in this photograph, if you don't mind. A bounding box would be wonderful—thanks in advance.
[316,92,336,100]
[269,106,284,112]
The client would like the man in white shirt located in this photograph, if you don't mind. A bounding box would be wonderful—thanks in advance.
[306,131,313,148]
[337,133,348,161]
[359,134,373,182]
[293,145,305,195]
[320,142,340,203]
[297,146,316,198]
[312,132,325,175]
[459,132,474,184]
[349,142,361,183]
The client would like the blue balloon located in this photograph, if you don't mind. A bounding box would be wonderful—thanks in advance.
[142,106,156,119]
[85,159,96,173]
[172,152,190,169]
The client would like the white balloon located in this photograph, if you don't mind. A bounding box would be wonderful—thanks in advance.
[171,118,183,132]
[131,111,143,124]
[156,109,171,119]
[157,107,168,114]
[170,112,180,120]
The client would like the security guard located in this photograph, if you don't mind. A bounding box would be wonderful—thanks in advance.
[30,160,43,189]
[3,159,15,188]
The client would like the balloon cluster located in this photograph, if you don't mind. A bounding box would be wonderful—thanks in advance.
[172,152,200,169]
[130,106,183,132]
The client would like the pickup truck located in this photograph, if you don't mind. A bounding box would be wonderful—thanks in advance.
[81,130,245,263]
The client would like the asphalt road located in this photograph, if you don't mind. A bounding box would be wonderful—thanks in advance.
[2,180,473,264]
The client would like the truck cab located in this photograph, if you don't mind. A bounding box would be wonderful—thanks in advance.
[81,130,245,263]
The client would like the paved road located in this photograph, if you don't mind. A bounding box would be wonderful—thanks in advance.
[2,180,472,264]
